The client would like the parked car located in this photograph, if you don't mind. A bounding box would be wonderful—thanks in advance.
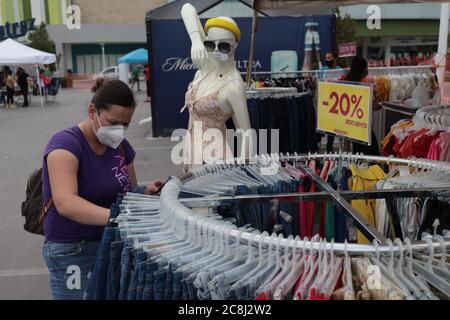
[93,66,119,80]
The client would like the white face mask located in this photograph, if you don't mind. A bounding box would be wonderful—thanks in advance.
[92,111,126,149]
[213,51,230,62]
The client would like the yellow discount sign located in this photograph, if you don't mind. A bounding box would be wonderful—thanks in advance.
[317,80,373,145]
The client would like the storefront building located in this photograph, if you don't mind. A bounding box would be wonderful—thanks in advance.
[0,0,167,75]
[340,3,448,67]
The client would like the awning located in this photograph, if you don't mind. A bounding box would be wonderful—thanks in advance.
[118,48,148,64]
[0,38,56,65]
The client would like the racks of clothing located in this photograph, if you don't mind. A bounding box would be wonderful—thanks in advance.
[85,153,450,300]
[367,66,438,106]
[382,105,450,161]
[229,89,319,155]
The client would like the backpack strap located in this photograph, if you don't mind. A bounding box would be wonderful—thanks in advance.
[38,197,53,225]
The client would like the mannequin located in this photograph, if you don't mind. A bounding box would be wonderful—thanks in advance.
[181,3,252,169]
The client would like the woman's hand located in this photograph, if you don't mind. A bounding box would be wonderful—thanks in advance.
[145,180,165,195]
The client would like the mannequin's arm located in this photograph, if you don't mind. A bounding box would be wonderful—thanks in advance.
[181,3,208,69]
[227,82,253,160]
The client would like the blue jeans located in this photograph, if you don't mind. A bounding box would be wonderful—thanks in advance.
[127,250,147,300]
[142,261,158,300]
[118,245,133,300]
[43,240,99,300]
[106,240,124,300]
[135,259,148,300]
[154,268,167,300]
[93,227,116,300]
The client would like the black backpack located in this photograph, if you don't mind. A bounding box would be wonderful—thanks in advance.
[21,168,53,235]
[21,144,125,235]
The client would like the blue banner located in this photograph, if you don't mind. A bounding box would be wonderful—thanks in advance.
[148,16,334,137]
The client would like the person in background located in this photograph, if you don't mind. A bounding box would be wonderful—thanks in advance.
[144,64,150,102]
[5,70,16,109]
[0,70,5,107]
[130,65,141,92]
[39,69,51,96]
[341,56,381,156]
[17,68,29,107]
[319,51,343,152]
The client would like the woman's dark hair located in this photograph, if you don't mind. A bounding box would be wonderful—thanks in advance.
[91,78,136,111]
[344,56,368,82]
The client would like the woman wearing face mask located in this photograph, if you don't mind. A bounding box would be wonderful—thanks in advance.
[340,56,381,156]
[41,78,163,299]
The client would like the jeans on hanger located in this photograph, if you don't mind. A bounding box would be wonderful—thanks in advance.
[142,260,159,300]
[106,240,124,300]
[135,258,148,300]
[153,268,168,300]
[126,249,139,300]
[118,245,133,300]
[235,185,259,229]
[172,270,183,300]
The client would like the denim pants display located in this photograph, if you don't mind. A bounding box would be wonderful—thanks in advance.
[245,95,319,155]
[82,165,355,300]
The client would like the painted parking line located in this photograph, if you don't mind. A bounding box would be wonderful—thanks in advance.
[0,268,49,277]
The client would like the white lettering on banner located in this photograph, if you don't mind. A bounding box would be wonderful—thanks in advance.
[162,57,262,72]
[162,58,197,72]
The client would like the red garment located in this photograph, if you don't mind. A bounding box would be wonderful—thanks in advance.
[255,292,269,300]
[309,288,329,300]
[413,131,442,158]
[306,181,315,238]
[145,66,150,81]
[398,128,429,158]
[382,134,397,156]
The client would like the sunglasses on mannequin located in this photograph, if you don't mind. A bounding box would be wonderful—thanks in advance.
[203,41,233,54]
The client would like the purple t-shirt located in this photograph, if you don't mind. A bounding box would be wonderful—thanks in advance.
[42,125,136,243]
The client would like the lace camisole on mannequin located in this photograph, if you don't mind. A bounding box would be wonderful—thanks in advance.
[183,73,241,170]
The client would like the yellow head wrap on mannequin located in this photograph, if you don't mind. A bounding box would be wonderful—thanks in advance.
[204,18,241,42]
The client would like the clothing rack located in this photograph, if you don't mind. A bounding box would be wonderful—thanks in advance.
[414,105,450,131]
[242,65,433,78]
[159,152,450,255]
[246,87,299,99]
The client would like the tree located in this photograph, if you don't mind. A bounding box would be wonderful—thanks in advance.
[334,8,358,67]
[28,22,55,54]
[27,22,58,71]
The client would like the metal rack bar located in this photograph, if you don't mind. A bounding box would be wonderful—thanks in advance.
[174,187,450,207]
[241,65,433,77]
[303,167,387,244]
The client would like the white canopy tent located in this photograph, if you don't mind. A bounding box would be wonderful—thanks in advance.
[247,0,450,84]
[0,38,57,107]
